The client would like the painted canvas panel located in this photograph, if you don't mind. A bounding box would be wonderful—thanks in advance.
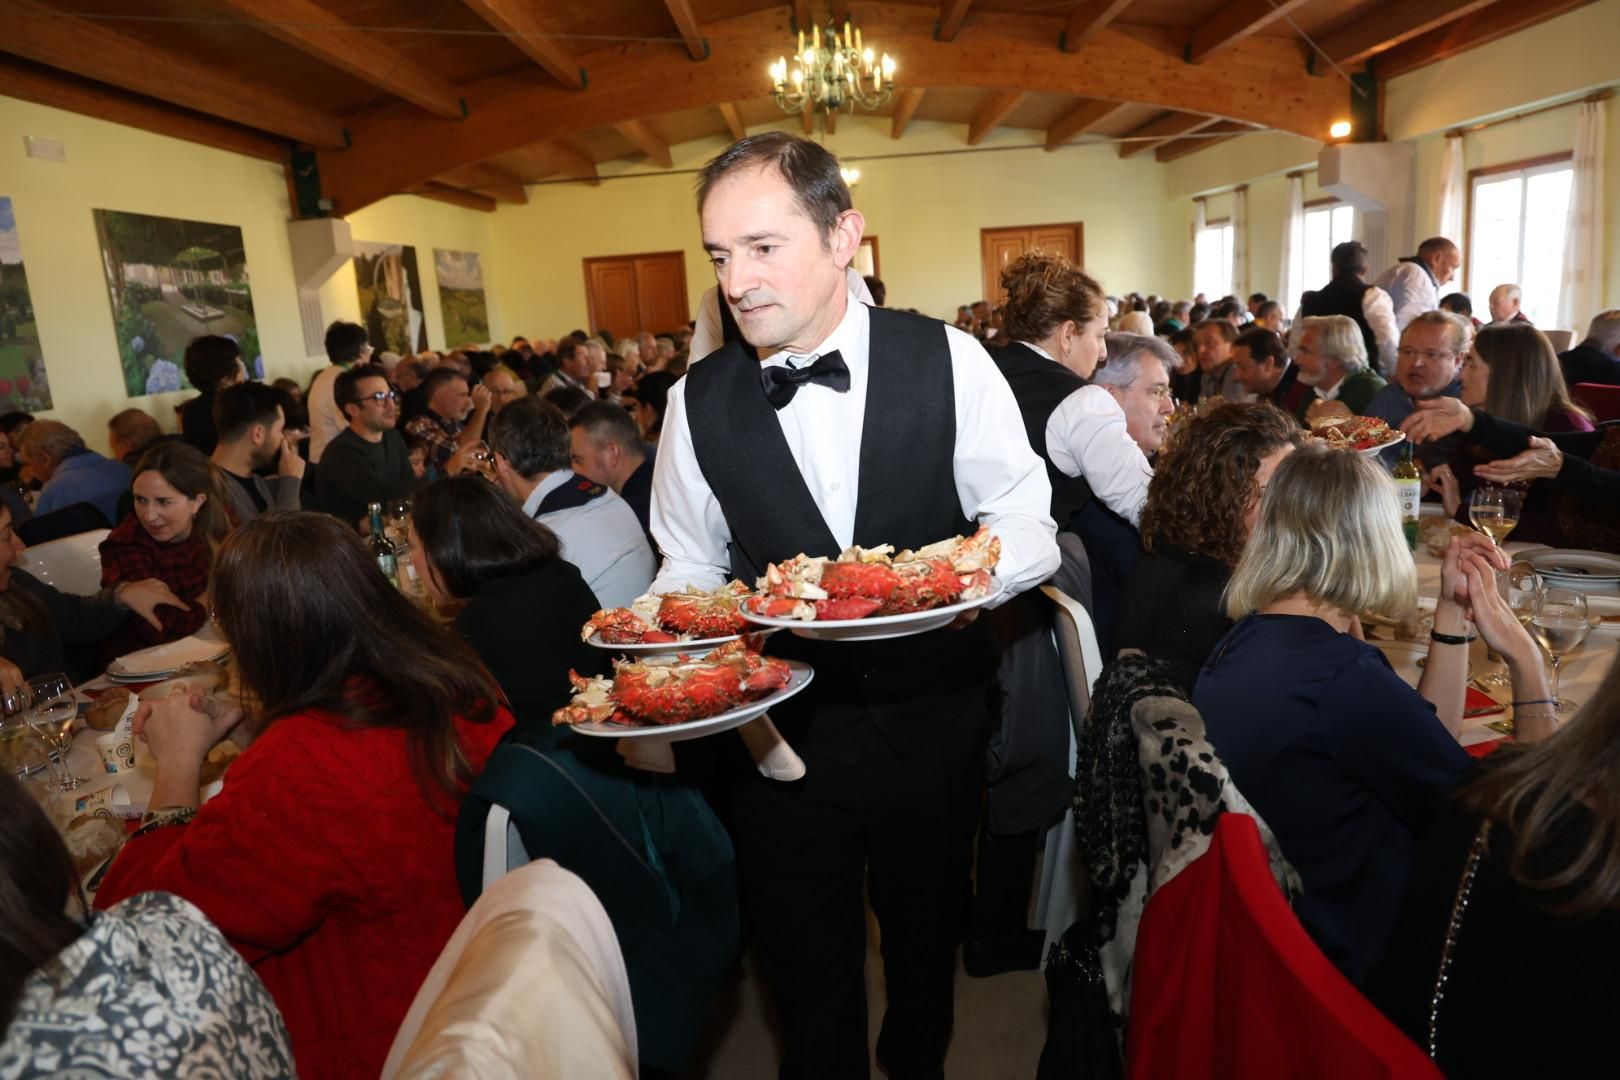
[434,248,489,348]
[355,241,428,355]
[92,208,260,398]
[0,197,52,410]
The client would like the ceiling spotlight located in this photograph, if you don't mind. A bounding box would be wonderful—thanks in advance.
[1329,120,1352,139]
[840,166,861,186]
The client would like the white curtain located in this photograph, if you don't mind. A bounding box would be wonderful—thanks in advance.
[1232,186,1248,300]
[1437,133,1466,249]
[1558,98,1606,333]
[1278,174,1304,315]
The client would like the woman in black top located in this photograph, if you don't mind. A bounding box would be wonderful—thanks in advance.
[1113,401,1301,693]
[177,335,247,456]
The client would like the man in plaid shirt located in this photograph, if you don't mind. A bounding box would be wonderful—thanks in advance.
[402,368,491,474]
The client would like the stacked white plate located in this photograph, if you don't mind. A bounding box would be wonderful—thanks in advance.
[1522,549,1620,595]
[106,632,230,683]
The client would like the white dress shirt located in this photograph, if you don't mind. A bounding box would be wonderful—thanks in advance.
[524,472,657,609]
[307,365,346,464]
[651,298,1059,599]
[688,268,873,364]
[1361,286,1400,376]
[1022,342,1153,528]
[1373,261,1439,332]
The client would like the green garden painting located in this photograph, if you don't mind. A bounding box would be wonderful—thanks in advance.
[93,208,261,397]
[0,197,52,411]
[434,248,489,348]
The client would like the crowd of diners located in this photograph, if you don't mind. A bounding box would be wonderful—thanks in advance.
[1,130,1617,1079]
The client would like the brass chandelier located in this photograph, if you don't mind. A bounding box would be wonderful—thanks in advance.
[768,14,895,115]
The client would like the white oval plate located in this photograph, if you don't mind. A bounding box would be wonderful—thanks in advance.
[1355,430,1405,455]
[584,631,742,655]
[1524,548,1620,583]
[741,582,1005,642]
[568,661,813,742]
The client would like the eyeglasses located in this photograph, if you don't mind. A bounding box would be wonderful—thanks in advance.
[353,390,398,405]
[1396,347,1457,365]
[1131,383,1174,400]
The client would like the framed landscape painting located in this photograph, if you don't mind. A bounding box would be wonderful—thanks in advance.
[355,241,428,355]
[92,208,260,398]
[434,248,489,348]
[0,197,52,411]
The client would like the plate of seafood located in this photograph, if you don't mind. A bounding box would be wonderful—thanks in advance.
[554,640,813,741]
[740,527,1004,641]
[583,582,752,654]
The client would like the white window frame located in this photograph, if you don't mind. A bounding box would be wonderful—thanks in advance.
[1289,200,1357,311]
[1465,155,1574,326]
[1195,219,1234,301]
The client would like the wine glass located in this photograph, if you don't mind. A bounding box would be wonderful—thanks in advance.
[25,672,83,791]
[1469,486,1522,550]
[1481,563,1545,687]
[1530,588,1590,714]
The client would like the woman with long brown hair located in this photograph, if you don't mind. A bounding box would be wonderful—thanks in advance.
[95,513,513,1080]
[1463,322,1594,432]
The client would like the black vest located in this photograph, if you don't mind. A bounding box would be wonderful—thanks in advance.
[1299,277,1379,364]
[683,306,994,757]
[992,341,1095,532]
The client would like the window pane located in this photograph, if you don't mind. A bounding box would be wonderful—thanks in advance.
[1195,225,1233,301]
[1303,208,1333,291]
[1470,176,1523,298]
[1330,205,1356,249]
[1521,169,1572,326]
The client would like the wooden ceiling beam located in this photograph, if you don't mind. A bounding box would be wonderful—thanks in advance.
[1060,0,1135,53]
[792,0,810,32]
[1045,97,1127,149]
[937,0,975,42]
[1186,0,1312,64]
[436,163,528,204]
[412,182,498,213]
[2,0,346,148]
[660,0,708,60]
[459,0,586,89]
[1315,0,1497,68]
[613,120,673,168]
[891,87,925,139]
[718,102,746,140]
[1118,112,1218,157]
[213,0,462,118]
[967,89,1026,145]
[1371,0,1597,78]
[537,140,600,185]
[1154,120,1252,161]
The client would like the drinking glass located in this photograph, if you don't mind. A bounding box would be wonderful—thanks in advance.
[1530,588,1590,714]
[1468,486,1522,549]
[25,672,83,791]
[1481,563,1545,687]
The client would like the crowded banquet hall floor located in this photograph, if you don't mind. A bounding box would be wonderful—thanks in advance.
[1,0,1618,1076]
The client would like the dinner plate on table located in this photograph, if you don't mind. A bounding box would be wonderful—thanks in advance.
[1588,594,1620,638]
[107,631,230,682]
[568,661,813,742]
[1522,548,1620,591]
[741,582,1005,642]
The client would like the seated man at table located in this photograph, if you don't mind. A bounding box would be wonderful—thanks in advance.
[211,382,303,524]
[1194,319,1246,403]
[1560,309,1620,387]
[1295,314,1388,421]
[314,365,423,528]
[1232,327,1313,423]
[488,396,655,609]
[568,401,656,552]
[16,421,130,525]
[1365,310,1470,467]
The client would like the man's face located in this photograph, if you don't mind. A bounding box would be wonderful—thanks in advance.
[1488,287,1518,322]
[1248,298,1263,316]
[19,448,52,483]
[1107,358,1175,455]
[1430,248,1461,286]
[1232,345,1284,395]
[350,376,398,433]
[1259,309,1285,334]
[484,369,523,412]
[1293,327,1334,386]
[702,164,857,356]
[249,406,287,468]
[1194,326,1231,372]
[585,343,607,376]
[570,426,616,488]
[1396,322,1464,399]
[434,376,473,421]
[561,349,591,380]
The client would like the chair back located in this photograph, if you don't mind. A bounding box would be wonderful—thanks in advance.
[480,802,531,892]
[1041,584,1105,746]
[384,859,638,1080]
[16,527,110,595]
[1572,382,1620,424]
[1127,814,1439,1079]
[16,505,111,549]
[1543,329,1573,352]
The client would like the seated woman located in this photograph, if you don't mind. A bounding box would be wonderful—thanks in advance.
[408,478,740,1078]
[177,334,248,456]
[94,513,513,1080]
[1114,402,1301,694]
[1369,654,1620,1076]
[97,442,229,661]
[1194,447,1552,985]
[0,503,185,690]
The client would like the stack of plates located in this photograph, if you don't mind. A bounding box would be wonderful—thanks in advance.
[107,632,230,683]
[1522,549,1620,594]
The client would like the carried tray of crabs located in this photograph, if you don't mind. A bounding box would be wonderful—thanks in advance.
[582,582,752,653]
[1305,413,1404,454]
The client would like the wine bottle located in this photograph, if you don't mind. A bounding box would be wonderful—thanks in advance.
[1392,442,1422,550]
[368,502,398,585]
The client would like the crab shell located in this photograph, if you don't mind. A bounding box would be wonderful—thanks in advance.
[657,592,748,638]
[581,608,671,644]
[551,641,791,727]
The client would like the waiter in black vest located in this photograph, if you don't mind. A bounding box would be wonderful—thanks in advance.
[649,134,1059,1079]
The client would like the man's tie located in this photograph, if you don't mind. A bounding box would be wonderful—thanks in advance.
[760,350,851,410]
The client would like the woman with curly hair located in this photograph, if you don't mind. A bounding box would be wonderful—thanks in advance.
[1113,401,1301,692]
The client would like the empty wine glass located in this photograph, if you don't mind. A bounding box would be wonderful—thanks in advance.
[1530,588,1590,714]
[1481,563,1545,687]
[1469,486,1522,550]
[25,672,83,791]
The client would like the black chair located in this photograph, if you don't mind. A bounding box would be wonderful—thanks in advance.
[17,502,111,546]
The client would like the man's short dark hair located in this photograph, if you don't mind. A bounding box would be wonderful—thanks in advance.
[421,367,468,404]
[183,335,241,391]
[570,401,643,450]
[1187,303,1210,325]
[489,396,572,477]
[1439,292,1474,317]
[1256,300,1283,320]
[1248,292,1269,306]
[324,321,370,366]
[541,385,591,420]
[696,132,852,239]
[1195,319,1240,344]
[1236,327,1288,368]
[214,381,287,443]
[556,339,579,364]
[334,363,390,418]
[1330,241,1369,277]
[1210,298,1243,321]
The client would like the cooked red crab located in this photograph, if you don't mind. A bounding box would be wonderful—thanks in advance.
[581,582,752,644]
[745,527,1000,621]
[553,640,792,727]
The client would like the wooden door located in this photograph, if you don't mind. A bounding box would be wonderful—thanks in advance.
[583,251,690,341]
[979,223,1084,306]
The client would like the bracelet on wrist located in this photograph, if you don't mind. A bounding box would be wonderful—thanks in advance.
[1511,698,1557,708]
[1430,631,1477,646]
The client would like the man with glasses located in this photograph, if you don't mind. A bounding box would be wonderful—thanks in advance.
[308,321,372,464]
[314,365,421,527]
[1366,310,1471,467]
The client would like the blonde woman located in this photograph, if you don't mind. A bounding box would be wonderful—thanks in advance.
[1193,446,1551,985]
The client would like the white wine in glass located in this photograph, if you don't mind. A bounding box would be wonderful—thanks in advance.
[1530,589,1590,714]
[25,672,82,791]
[1469,486,1522,547]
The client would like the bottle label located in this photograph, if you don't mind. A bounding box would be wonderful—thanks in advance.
[377,553,397,580]
[1395,479,1421,520]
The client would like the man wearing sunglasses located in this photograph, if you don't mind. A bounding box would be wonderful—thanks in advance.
[314,365,422,528]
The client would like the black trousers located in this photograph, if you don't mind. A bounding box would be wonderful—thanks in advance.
[733,683,992,1080]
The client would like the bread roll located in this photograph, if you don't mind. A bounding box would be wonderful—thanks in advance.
[84,688,133,731]
[63,815,124,879]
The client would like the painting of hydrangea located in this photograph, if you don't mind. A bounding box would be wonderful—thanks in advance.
[92,208,261,397]
[0,198,52,411]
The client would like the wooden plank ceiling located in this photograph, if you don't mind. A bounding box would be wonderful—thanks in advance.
[0,0,1598,214]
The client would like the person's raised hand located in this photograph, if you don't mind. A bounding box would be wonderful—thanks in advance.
[1461,554,1538,666]
[0,656,24,699]
[136,686,228,768]
[278,433,307,480]
[470,383,493,413]
[1401,396,1473,443]
[1439,532,1508,611]
[1475,437,1562,485]
[1424,463,1461,517]
[118,578,188,631]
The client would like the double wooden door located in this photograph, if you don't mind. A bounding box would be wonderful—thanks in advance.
[980,223,1084,306]
[583,251,690,340]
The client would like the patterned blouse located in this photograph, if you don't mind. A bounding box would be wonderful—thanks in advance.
[0,891,295,1078]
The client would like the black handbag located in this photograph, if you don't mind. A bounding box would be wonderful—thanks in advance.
[1036,916,1125,1080]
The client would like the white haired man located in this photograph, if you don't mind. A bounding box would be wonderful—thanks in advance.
[1296,315,1389,423]
[1488,283,1530,325]
[1560,310,1620,387]
[1374,237,1461,331]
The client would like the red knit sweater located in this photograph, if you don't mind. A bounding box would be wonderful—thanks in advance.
[96,703,513,1079]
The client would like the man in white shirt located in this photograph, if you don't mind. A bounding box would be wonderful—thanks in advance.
[653,132,1057,1079]
[1374,237,1461,332]
[307,321,371,464]
[487,395,654,609]
[1297,241,1400,376]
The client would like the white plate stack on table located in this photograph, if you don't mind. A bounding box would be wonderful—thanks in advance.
[104,628,231,683]
[1521,549,1620,597]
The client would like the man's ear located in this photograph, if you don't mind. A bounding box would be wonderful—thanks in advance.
[829,209,865,272]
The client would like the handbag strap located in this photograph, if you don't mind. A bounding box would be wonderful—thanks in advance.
[1427,818,1491,1059]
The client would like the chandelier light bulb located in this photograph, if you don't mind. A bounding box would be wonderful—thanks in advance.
[1329,120,1352,138]
[769,12,895,119]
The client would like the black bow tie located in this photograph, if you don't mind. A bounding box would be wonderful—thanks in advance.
[760,351,850,410]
